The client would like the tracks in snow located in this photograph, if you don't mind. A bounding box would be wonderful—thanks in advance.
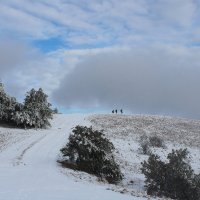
[13,134,48,166]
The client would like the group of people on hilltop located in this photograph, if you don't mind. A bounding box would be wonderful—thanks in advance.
[112,109,123,114]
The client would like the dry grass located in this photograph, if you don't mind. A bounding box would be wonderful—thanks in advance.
[89,114,200,147]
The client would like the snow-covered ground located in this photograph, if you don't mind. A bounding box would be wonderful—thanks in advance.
[0,114,200,200]
[89,114,200,198]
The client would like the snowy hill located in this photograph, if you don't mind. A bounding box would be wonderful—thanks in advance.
[0,114,200,200]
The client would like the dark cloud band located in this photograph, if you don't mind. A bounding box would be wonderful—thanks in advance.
[53,46,200,119]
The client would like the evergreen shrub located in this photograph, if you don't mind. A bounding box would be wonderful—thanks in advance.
[60,125,123,184]
[141,149,200,200]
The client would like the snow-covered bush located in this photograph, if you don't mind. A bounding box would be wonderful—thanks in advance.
[149,136,165,148]
[139,134,151,155]
[22,88,53,128]
[139,135,164,155]
[141,148,200,200]
[60,125,123,184]
[140,141,152,155]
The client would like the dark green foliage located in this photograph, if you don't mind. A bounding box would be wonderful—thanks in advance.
[141,149,200,200]
[0,86,18,123]
[0,84,53,128]
[60,125,122,184]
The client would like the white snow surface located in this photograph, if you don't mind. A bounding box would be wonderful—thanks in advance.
[0,113,200,200]
[0,114,136,200]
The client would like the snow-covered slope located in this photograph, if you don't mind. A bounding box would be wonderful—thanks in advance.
[0,114,135,200]
[89,114,200,197]
[0,114,199,200]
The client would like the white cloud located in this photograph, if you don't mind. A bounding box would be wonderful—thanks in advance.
[0,0,199,45]
[0,38,122,102]
[0,4,57,39]
[154,0,196,27]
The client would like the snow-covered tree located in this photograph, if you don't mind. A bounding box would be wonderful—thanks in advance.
[0,85,17,122]
[0,83,53,128]
[23,88,53,128]
[0,86,8,121]
[11,102,27,126]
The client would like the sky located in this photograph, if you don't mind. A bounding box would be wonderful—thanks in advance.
[1,0,200,119]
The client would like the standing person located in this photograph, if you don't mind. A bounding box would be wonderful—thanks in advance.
[115,109,117,114]
[120,109,123,114]
[112,110,114,114]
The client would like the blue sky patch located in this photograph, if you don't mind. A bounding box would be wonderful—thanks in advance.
[32,37,66,53]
